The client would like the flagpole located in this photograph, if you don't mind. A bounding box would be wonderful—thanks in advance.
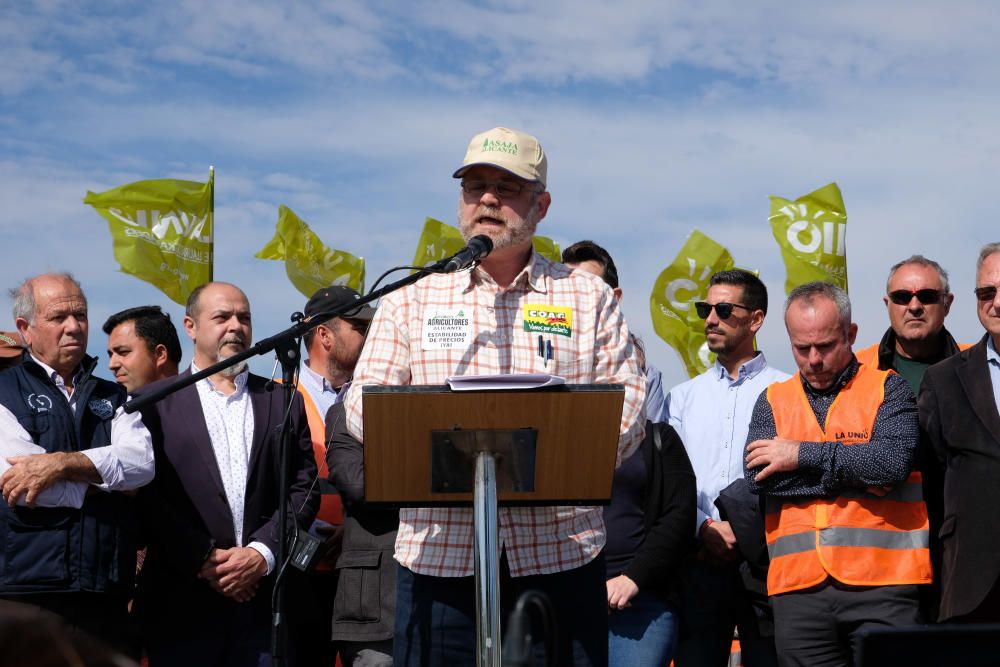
[208,165,215,282]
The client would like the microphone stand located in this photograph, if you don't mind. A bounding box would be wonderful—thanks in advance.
[124,256,477,666]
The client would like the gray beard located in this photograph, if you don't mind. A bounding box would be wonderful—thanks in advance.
[218,355,247,377]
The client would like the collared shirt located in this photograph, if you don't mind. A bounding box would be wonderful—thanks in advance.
[664,352,789,534]
[344,251,646,578]
[744,359,919,497]
[191,364,275,573]
[644,362,668,423]
[299,359,348,418]
[986,337,1000,417]
[0,355,154,508]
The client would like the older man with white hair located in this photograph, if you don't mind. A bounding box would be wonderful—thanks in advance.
[0,272,154,655]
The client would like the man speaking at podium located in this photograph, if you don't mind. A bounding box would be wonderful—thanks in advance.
[344,126,646,666]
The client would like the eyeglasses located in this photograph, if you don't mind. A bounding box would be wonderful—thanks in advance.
[975,286,999,302]
[887,289,943,306]
[460,179,538,198]
[694,301,750,320]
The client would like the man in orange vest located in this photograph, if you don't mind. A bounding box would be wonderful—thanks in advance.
[297,285,375,666]
[855,255,968,392]
[744,281,930,667]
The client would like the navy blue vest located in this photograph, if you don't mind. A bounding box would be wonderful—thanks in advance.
[0,354,138,596]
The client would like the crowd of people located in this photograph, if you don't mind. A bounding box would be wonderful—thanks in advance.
[0,126,999,667]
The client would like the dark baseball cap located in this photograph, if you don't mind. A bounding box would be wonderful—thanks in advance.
[304,286,376,322]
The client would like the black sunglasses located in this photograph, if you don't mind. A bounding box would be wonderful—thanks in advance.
[975,286,998,302]
[887,289,942,306]
[694,301,750,320]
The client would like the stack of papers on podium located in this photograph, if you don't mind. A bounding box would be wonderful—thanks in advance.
[445,373,566,391]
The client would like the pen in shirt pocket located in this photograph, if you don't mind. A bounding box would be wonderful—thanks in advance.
[538,334,552,368]
[537,335,553,368]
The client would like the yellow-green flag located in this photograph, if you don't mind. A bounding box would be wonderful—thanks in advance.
[649,230,735,378]
[83,170,214,306]
[412,218,466,267]
[412,217,561,267]
[769,182,848,293]
[531,235,561,263]
[256,205,365,296]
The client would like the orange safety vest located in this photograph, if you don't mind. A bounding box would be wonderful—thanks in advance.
[853,344,881,368]
[296,385,344,530]
[764,365,931,596]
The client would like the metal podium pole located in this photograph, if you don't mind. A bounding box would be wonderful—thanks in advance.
[474,452,501,667]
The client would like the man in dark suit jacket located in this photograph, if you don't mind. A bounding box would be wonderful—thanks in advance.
[919,242,1000,623]
[134,282,319,665]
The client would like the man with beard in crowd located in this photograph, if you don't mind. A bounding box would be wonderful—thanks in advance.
[344,127,646,666]
[133,282,318,666]
[665,270,788,667]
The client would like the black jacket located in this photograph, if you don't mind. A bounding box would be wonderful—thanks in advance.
[866,326,965,370]
[0,354,137,596]
[619,421,696,598]
[919,335,1000,621]
[325,401,399,642]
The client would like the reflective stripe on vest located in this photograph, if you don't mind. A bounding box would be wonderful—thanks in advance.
[764,364,931,595]
[769,526,930,559]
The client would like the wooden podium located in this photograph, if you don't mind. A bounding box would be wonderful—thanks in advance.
[362,384,625,667]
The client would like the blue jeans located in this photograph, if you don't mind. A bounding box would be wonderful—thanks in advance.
[608,590,678,666]
[393,553,607,666]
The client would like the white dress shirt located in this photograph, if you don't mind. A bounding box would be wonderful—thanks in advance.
[0,355,154,508]
[192,364,275,573]
[664,352,790,534]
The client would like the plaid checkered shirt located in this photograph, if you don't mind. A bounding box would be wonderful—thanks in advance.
[344,251,646,577]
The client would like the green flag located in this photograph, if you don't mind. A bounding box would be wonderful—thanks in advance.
[256,205,365,297]
[412,218,466,268]
[769,182,848,293]
[531,235,561,263]
[649,229,735,378]
[412,217,561,267]
[84,170,214,306]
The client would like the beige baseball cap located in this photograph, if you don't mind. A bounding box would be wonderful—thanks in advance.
[453,127,547,187]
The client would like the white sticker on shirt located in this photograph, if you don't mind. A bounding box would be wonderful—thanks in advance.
[422,309,473,350]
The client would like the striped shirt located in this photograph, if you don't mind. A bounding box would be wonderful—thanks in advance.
[344,251,646,577]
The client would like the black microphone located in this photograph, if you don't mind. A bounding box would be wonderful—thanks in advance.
[439,235,493,273]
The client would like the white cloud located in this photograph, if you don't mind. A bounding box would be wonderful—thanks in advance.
[3,1,1000,383]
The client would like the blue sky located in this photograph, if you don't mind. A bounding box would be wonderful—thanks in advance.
[3,0,999,383]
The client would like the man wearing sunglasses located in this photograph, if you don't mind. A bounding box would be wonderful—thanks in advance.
[663,269,789,667]
[855,256,970,622]
[343,127,646,666]
[745,281,929,666]
[856,255,969,394]
[919,243,1000,624]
